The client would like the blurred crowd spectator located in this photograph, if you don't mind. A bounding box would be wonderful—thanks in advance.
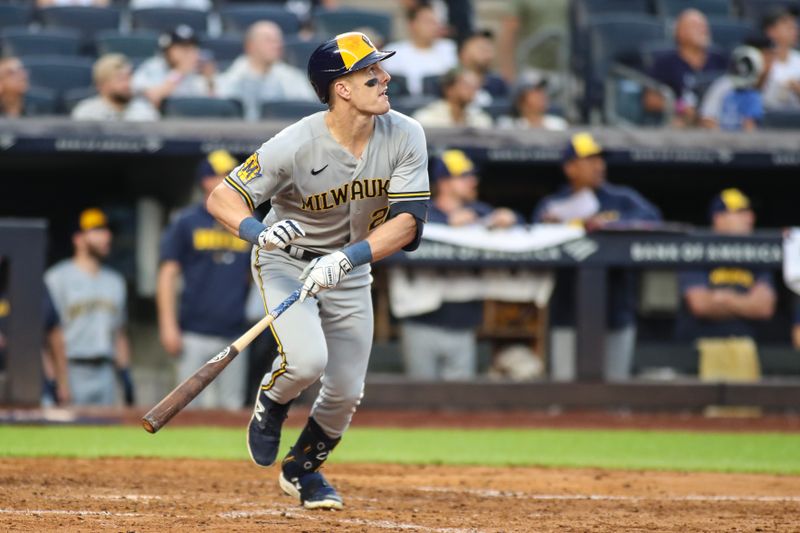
[132,25,214,108]
[413,67,492,127]
[0,57,29,118]
[73,54,159,121]
[762,7,800,110]
[499,72,568,130]
[216,21,315,121]
[458,30,508,106]
[384,2,457,97]
[700,37,774,131]
[644,9,727,128]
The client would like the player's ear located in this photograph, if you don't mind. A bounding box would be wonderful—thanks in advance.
[333,78,352,102]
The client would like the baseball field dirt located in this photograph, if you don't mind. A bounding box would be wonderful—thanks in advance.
[2,457,799,532]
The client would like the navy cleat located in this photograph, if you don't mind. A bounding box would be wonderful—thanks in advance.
[279,416,343,509]
[279,470,344,510]
[246,391,291,467]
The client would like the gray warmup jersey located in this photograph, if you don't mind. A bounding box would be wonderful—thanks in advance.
[225,110,430,254]
[45,260,126,360]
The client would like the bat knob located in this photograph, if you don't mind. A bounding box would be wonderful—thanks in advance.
[142,418,157,434]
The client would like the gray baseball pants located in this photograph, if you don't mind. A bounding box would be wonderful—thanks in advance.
[252,248,373,439]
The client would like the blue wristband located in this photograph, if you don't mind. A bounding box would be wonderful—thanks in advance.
[342,240,372,266]
[239,217,267,245]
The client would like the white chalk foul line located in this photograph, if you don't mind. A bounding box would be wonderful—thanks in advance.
[0,507,477,533]
[416,486,800,503]
[219,509,478,533]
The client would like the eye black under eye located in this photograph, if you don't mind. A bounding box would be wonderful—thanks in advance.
[365,78,379,87]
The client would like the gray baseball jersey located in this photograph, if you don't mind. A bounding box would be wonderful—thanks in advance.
[225,109,430,255]
[45,260,126,360]
[227,109,429,440]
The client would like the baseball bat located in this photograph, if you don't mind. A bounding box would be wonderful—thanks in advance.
[142,288,301,434]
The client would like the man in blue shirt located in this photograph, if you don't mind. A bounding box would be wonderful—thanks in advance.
[644,9,727,127]
[676,189,775,383]
[401,149,521,380]
[157,150,253,409]
[532,133,661,381]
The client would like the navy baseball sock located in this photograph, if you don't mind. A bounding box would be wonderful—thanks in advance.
[282,416,340,478]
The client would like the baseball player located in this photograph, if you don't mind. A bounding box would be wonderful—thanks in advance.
[207,32,429,509]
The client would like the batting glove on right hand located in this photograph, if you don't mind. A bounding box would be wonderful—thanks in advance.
[298,251,353,302]
[257,219,305,251]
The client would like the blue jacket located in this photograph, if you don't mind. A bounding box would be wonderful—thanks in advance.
[532,183,662,329]
[531,183,662,224]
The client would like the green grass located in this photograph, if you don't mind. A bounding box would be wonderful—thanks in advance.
[1,426,799,475]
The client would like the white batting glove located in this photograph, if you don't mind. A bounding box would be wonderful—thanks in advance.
[298,251,353,302]
[257,219,305,251]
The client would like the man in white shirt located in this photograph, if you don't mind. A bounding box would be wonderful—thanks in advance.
[132,25,215,108]
[383,1,457,96]
[413,67,492,127]
[72,54,160,121]
[217,21,316,121]
[762,7,800,110]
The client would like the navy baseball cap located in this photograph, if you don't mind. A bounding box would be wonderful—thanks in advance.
[430,149,476,183]
[196,150,238,181]
[709,188,751,218]
[562,132,604,162]
[159,25,199,51]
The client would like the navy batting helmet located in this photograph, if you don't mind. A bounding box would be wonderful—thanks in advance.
[307,32,395,104]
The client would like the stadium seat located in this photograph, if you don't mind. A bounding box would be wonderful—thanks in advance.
[95,30,160,61]
[312,8,393,42]
[0,4,32,31]
[199,35,243,63]
[481,98,513,121]
[131,8,208,35]
[2,27,82,57]
[63,87,97,113]
[590,17,666,78]
[390,95,436,117]
[585,16,665,116]
[738,0,800,21]
[389,74,410,98]
[219,5,301,35]
[24,86,58,116]
[39,6,121,41]
[22,56,94,96]
[577,0,654,17]
[708,17,755,52]
[655,0,733,18]
[283,37,322,69]
[162,97,243,119]
[421,74,442,97]
[261,100,326,119]
[763,110,800,129]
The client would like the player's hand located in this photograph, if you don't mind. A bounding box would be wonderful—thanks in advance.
[160,323,182,357]
[298,251,353,302]
[258,219,305,251]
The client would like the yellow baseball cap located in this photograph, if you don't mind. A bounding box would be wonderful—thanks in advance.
[563,132,604,162]
[78,208,108,232]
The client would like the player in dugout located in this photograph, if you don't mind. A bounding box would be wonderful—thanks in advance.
[676,189,776,385]
[157,150,253,410]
